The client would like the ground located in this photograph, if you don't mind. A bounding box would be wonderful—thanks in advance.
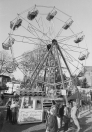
[1,109,92,132]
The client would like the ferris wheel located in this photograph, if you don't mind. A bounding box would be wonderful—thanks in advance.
[2,5,89,92]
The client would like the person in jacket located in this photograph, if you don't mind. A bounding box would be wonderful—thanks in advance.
[46,105,58,132]
[10,100,18,124]
[59,103,64,128]
[6,98,12,122]
[0,110,4,132]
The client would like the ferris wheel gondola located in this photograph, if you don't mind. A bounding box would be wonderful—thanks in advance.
[74,35,84,43]
[10,19,22,31]
[46,10,57,21]
[2,38,15,50]
[78,52,89,61]
[62,19,73,30]
[27,10,39,20]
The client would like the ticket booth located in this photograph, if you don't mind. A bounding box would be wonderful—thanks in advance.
[16,91,64,124]
[17,91,47,124]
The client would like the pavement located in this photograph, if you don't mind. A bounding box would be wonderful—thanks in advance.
[79,111,92,132]
[1,107,92,132]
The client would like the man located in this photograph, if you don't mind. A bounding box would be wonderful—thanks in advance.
[46,105,58,132]
[0,110,4,132]
[58,103,64,129]
[71,100,80,132]
[63,104,71,132]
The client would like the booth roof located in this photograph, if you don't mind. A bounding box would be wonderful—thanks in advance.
[68,92,81,101]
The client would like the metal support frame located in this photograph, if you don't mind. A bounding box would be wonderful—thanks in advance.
[55,46,68,104]
[56,40,80,106]
[30,44,54,88]
[28,39,80,106]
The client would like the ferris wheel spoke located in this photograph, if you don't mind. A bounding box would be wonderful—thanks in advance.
[55,18,74,39]
[54,16,65,23]
[61,55,80,75]
[15,40,41,45]
[11,34,41,46]
[55,27,63,39]
[61,50,74,62]
[61,47,84,53]
[27,25,39,38]
[19,5,35,15]
[59,42,81,53]
[26,25,43,43]
[58,32,83,42]
[60,46,83,67]
[12,24,47,46]
[69,27,75,34]
[55,7,71,17]
[19,15,52,41]
[58,42,88,55]
[9,33,39,40]
[14,46,46,61]
[28,24,41,41]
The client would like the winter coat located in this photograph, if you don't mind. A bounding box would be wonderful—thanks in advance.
[0,111,4,124]
[46,114,58,132]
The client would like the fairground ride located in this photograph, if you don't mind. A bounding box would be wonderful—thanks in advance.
[2,5,89,104]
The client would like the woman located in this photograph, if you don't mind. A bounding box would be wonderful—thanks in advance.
[46,105,58,132]
[71,100,80,132]
[10,100,18,124]
[6,98,12,122]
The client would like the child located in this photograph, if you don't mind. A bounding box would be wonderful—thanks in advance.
[46,105,58,132]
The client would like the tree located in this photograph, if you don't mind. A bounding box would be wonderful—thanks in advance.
[71,75,81,86]
[19,46,47,76]
[0,50,12,74]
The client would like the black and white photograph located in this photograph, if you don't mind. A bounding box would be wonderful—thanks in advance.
[0,0,92,132]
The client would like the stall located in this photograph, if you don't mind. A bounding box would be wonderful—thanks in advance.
[16,91,63,124]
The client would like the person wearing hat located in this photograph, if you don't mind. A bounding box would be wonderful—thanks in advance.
[46,105,58,132]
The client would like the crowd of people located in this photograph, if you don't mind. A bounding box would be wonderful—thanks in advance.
[46,99,81,132]
[0,96,19,132]
[6,98,19,124]
[0,93,91,132]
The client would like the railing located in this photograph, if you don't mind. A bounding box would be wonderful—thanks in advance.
[79,104,91,116]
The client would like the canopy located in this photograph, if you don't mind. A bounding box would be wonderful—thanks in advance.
[68,92,81,102]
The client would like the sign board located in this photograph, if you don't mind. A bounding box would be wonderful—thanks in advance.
[18,110,42,123]
[61,89,66,95]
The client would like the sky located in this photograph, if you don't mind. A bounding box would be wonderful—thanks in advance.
[0,0,92,80]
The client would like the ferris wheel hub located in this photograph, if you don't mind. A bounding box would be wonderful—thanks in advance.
[52,39,57,44]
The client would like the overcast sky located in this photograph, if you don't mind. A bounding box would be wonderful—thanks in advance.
[0,0,92,79]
